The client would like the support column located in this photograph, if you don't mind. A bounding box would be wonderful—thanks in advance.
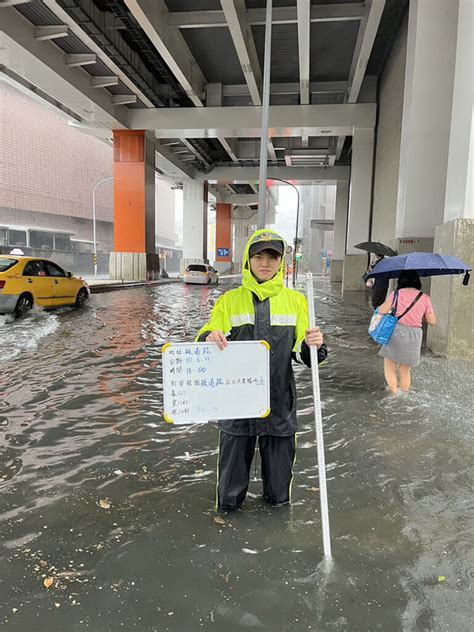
[181,182,208,274]
[109,130,159,281]
[428,220,474,358]
[232,218,247,273]
[395,0,460,246]
[342,128,374,291]
[330,180,349,283]
[232,205,257,273]
[215,203,232,273]
[427,0,474,359]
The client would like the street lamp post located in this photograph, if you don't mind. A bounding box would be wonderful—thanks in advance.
[266,178,300,286]
[257,0,273,228]
[92,176,113,276]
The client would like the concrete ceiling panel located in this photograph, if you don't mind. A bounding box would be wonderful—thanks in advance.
[310,21,360,81]
[0,7,126,128]
[252,23,299,84]
[181,27,246,85]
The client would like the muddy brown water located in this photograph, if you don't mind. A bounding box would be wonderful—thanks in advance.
[0,278,472,631]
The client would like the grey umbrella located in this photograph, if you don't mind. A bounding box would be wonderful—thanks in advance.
[354,241,398,257]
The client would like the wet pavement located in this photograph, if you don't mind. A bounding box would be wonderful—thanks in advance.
[0,278,473,631]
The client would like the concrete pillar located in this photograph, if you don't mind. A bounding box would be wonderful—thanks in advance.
[215,203,232,273]
[233,218,247,273]
[371,16,407,250]
[395,0,460,240]
[109,130,159,281]
[443,0,474,225]
[203,182,209,262]
[427,220,473,359]
[181,182,208,274]
[330,181,349,282]
[427,0,474,359]
[343,128,374,291]
[232,206,257,273]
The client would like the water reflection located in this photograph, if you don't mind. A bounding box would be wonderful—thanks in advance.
[0,278,472,631]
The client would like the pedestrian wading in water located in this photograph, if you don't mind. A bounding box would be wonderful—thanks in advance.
[196,229,327,511]
[378,270,436,395]
[364,255,390,309]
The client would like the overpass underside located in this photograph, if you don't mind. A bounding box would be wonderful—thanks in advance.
[0,0,472,357]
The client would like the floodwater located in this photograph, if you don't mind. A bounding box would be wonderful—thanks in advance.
[0,278,473,632]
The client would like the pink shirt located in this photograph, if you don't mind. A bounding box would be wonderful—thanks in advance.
[387,288,434,328]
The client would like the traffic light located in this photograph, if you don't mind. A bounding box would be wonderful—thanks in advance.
[295,252,302,261]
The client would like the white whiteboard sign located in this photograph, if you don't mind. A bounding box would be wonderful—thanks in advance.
[162,341,270,424]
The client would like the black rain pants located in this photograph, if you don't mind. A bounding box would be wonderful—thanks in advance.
[217,431,296,510]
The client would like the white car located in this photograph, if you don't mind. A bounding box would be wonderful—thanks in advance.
[183,264,219,285]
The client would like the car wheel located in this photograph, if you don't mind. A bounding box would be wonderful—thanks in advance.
[75,288,89,307]
[14,294,33,319]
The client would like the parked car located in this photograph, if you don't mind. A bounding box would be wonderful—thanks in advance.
[183,264,219,285]
[0,255,90,318]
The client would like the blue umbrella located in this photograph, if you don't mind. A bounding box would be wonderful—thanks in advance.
[366,252,471,285]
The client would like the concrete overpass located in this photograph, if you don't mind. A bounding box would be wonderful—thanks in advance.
[0,0,472,356]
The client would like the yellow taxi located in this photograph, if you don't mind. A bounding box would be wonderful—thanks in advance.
[0,255,90,318]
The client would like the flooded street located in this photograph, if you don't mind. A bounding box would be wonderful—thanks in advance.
[1,278,473,632]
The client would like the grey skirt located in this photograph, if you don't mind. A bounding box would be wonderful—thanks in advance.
[378,322,423,367]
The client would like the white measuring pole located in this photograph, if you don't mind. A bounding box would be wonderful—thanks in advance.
[306,272,332,560]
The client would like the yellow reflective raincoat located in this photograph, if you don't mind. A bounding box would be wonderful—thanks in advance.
[196,229,327,436]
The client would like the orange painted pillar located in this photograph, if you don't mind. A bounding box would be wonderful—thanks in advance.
[110,130,158,280]
[203,182,209,262]
[215,203,232,270]
[113,130,154,252]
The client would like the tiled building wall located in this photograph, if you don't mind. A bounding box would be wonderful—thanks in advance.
[0,81,113,249]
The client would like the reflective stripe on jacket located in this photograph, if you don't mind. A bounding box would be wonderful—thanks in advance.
[196,228,327,437]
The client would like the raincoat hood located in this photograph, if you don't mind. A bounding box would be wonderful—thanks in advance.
[242,229,286,301]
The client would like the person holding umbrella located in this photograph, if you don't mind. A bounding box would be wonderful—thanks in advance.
[365,252,470,393]
[364,255,390,309]
[356,242,397,309]
[377,270,436,394]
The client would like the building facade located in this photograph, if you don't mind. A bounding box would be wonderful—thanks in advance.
[0,80,178,274]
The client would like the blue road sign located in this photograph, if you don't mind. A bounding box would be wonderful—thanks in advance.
[217,248,229,257]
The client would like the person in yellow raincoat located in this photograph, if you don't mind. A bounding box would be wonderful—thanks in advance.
[196,229,327,511]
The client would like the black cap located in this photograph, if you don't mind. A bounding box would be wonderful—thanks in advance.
[249,234,284,257]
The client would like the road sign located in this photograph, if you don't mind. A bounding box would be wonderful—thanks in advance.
[217,247,229,257]
[285,245,293,254]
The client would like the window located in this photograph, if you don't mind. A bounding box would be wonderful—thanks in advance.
[8,229,27,247]
[54,234,72,251]
[23,260,47,277]
[44,261,66,277]
[186,264,207,272]
[0,258,19,273]
[30,230,54,250]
